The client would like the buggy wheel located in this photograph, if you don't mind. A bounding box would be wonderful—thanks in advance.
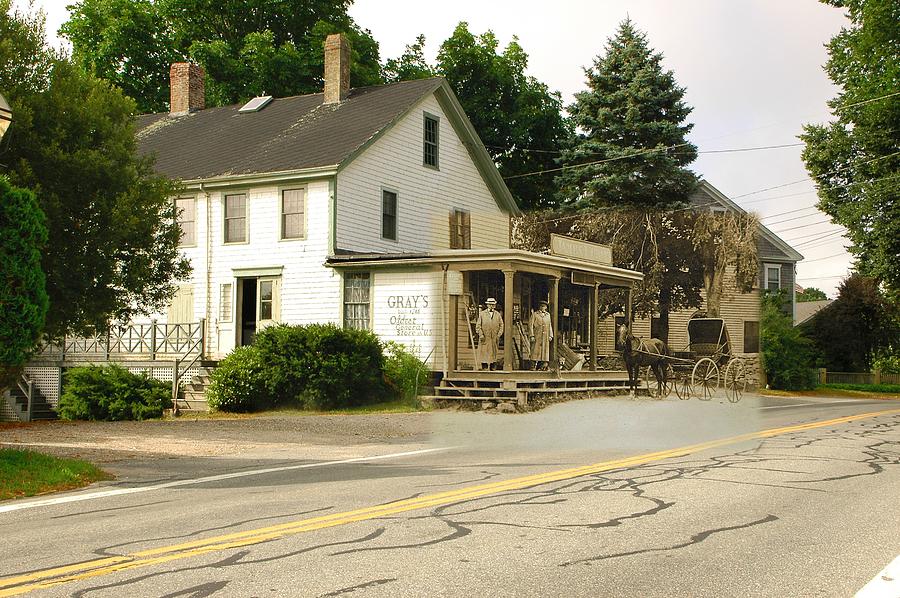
[724,359,747,403]
[644,366,670,399]
[673,370,692,400]
[660,364,674,398]
[692,358,719,401]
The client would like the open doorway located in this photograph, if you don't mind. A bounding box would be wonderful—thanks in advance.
[239,278,257,346]
[237,276,281,346]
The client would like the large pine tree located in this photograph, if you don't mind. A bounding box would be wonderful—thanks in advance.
[556,19,698,210]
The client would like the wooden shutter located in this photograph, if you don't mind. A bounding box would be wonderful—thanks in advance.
[450,211,459,248]
[462,211,471,249]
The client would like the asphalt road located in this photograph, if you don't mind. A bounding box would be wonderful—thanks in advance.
[2,394,899,597]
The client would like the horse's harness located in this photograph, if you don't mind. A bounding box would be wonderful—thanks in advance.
[624,333,664,358]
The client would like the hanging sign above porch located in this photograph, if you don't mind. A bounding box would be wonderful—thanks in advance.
[550,234,612,265]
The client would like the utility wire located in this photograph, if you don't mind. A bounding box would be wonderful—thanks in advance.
[802,251,850,263]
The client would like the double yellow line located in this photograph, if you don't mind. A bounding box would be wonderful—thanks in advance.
[2,408,898,596]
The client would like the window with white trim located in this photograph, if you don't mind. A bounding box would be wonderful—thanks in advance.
[382,190,397,241]
[423,113,439,168]
[343,273,371,330]
[281,188,305,240]
[765,263,781,291]
[175,196,196,246]
[224,193,247,243]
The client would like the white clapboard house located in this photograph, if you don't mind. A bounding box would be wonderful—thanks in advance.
[135,34,643,395]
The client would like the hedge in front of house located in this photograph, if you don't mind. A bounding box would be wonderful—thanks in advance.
[58,364,171,421]
[206,345,270,412]
[255,323,388,410]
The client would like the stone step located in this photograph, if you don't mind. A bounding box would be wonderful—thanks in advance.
[176,397,209,412]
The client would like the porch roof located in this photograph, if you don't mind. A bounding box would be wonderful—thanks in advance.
[326,249,643,288]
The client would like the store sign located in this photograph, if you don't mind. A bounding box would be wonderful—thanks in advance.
[550,234,612,265]
[387,294,432,337]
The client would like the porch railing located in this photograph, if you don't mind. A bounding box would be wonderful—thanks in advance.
[35,319,206,362]
[16,373,34,423]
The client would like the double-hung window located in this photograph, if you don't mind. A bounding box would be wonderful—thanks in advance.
[764,263,781,291]
[281,188,305,240]
[423,113,439,169]
[450,209,470,249]
[224,193,247,243]
[175,197,196,246]
[382,190,397,241]
[343,273,371,330]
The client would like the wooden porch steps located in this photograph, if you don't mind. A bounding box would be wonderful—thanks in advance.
[176,363,218,412]
[424,372,632,409]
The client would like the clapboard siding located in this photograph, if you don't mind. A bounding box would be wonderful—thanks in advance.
[337,94,510,253]
[158,179,341,358]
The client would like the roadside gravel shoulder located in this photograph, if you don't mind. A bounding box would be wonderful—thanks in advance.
[0,412,433,464]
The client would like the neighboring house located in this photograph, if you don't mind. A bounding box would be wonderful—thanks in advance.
[795,300,833,326]
[135,34,641,373]
[603,181,803,379]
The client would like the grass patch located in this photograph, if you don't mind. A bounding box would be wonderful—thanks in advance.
[182,397,429,420]
[821,383,900,394]
[0,449,110,501]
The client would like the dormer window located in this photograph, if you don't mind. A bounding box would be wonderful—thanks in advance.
[423,113,439,169]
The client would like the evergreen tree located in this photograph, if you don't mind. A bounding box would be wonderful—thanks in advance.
[801,0,900,298]
[0,177,48,388]
[556,19,698,210]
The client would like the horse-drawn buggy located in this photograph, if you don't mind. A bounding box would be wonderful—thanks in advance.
[619,318,749,402]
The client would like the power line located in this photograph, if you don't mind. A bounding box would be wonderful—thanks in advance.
[770,218,835,234]
[802,251,850,263]
[489,141,803,157]
[834,90,900,111]
[762,207,822,225]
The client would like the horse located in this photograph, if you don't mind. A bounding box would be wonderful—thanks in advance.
[617,324,670,397]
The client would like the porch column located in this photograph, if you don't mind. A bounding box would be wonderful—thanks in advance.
[550,275,560,376]
[625,287,633,327]
[589,284,598,371]
[503,269,515,371]
[449,293,459,372]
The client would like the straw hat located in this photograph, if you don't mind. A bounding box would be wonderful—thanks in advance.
[485,298,497,304]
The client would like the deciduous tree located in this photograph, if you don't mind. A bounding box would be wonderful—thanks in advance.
[797,287,828,302]
[1,5,189,337]
[801,0,900,297]
[62,0,383,112]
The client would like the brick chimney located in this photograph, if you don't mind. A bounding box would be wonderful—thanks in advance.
[324,34,350,104]
[169,62,205,115]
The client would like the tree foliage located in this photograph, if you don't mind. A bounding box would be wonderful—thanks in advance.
[62,0,383,112]
[801,0,900,297]
[1,5,189,337]
[513,209,705,342]
[761,291,817,390]
[556,19,699,210]
[797,287,828,302]
[387,24,571,211]
[801,273,899,372]
[691,211,759,318]
[0,177,48,388]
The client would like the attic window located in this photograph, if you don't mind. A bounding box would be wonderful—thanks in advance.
[238,96,273,113]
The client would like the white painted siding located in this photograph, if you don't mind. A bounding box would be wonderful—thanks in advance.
[337,94,510,253]
[160,179,342,358]
[370,268,447,370]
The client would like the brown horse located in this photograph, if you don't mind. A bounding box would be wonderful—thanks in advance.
[617,324,669,396]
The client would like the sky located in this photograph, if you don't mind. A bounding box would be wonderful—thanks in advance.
[24,0,852,297]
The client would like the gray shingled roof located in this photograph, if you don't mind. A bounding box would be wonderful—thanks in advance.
[135,78,443,181]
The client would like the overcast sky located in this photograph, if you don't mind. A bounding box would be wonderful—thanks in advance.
[27,0,852,296]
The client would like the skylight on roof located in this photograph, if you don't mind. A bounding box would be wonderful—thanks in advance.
[238,96,273,113]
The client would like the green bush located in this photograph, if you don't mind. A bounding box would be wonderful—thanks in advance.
[761,292,817,390]
[58,365,171,421]
[254,323,387,410]
[872,353,900,374]
[383,342,429,403]
[206,346,270,412]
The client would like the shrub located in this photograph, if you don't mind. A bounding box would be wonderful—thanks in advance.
[872,353,900,374]
[254,323,387,410]
[821,383,900,394]
[383,342,429,403]
[761,292,817,390]
[58,365,171,421]
[206,346,270,412]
